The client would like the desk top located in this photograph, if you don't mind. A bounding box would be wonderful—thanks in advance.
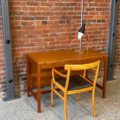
[27,49,108,67]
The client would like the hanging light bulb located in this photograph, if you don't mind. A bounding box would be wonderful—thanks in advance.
[78,21,86,49]
[78,21,85,40]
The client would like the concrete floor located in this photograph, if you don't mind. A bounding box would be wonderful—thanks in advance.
[0,79,120,120]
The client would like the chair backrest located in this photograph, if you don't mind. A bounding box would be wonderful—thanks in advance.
[64,61,100,71]
[64,61,100,90]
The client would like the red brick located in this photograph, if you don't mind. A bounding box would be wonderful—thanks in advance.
[0,0,119,98]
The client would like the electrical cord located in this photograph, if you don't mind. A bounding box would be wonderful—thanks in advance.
[81,0,84,26]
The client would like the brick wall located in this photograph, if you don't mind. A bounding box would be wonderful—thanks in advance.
[113,1,120,78]
[0,2,6,98]
[0,0,111,98]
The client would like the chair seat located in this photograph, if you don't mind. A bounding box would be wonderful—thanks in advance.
[55,75,92,91]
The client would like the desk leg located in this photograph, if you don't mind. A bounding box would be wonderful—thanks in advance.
[27,61,31,97]
[37,65,41,113]
[102,56,108,98]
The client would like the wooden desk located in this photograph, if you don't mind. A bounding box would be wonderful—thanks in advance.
[26,49,108,112]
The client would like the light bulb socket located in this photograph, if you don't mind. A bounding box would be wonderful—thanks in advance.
[78,22,86,34]
[78,22,86,40]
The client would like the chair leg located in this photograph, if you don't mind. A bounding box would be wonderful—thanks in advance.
[92,90,96,117]
[64,96,68,120]
[77,93,80,101]
[51,80,54,108]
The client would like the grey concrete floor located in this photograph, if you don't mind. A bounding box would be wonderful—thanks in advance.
[0,79,120,120]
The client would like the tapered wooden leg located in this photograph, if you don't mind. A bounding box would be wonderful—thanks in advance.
[37,91,41,113]
[64,96,68,120]
[27,61,31,97]
[102,56,108,98]
[37,65,41,113]
[92,90,96,117]
[77,93,80,101]
[51,79,54,107]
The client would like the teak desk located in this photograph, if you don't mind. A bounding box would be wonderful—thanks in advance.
[26,49,108,112]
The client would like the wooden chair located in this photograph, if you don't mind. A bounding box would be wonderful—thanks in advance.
[51,61,100,120]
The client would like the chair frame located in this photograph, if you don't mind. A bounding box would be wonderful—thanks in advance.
[51,61,100,120]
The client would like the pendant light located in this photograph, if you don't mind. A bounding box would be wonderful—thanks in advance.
[78,0,86,48]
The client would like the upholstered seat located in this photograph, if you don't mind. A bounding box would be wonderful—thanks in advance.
[56,75,92,91]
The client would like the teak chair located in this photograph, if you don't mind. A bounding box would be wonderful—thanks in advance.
[51,61,100,120]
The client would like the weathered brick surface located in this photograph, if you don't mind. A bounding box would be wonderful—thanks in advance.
[113,1,120,78]
[1,0,119,98]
